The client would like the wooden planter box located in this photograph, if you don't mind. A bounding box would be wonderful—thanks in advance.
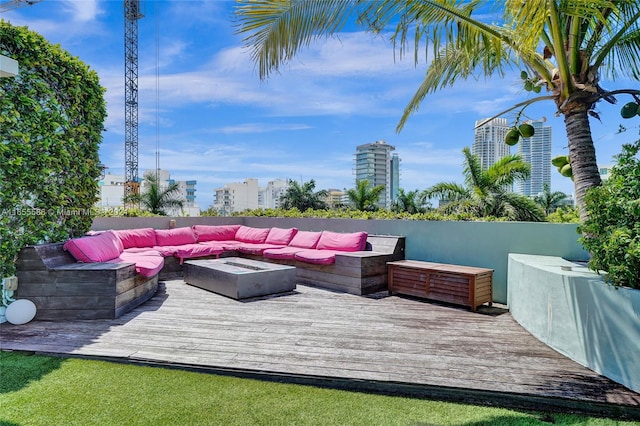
[388,260,493,311]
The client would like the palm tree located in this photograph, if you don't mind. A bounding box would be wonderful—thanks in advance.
[534,184,569,215]
[235,1,640,221]
[391,188,429,214]
[423,148,545,221]
[123,173,184,216]
[280,179,328,211]
[346,179,385,211]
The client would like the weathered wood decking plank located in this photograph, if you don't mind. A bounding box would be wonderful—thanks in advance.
[1,280,639,418]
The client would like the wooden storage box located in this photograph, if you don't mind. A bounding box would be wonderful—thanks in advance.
[388,260,493,311]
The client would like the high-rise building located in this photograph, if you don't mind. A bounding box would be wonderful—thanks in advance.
[390,153,401,203]
[354,140,397,209]
[473,118,510,170]
[516,120,552,197]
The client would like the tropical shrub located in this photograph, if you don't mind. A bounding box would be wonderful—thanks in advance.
[579,141,640,289]
[0,23,106,277]
[546,207,580,224]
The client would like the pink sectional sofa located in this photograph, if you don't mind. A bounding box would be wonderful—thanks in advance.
[16,225,405,321]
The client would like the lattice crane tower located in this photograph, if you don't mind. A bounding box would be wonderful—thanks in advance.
[0,0,42,12]
[124,0,144,199]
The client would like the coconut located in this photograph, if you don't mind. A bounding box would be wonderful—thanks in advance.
[504,129,520,145]
[560,164,573,178]
[620,102,638,119]
[551,155,569,167]
[518,123,535,138]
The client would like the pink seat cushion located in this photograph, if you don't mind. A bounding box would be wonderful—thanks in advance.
[294,249,340,265]
[316,231,368,252]
[193,224,241,242]
[235,226,270,243]
[237,243,286,256]
[265,227,298,245]
[263,246,307,260]
[173,244,223,263]
[114,228,157,249]
[288,231,322,248]
[111,252,164,277]
[63,231,124,263]
[155,227,197,246]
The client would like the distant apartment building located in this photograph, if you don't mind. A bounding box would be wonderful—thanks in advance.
[96,169,199,216]
[354,140,397,209]
[473,117,510,170]
[213,178,260,215]
[259,179,290,209]
[324,188,346,209]
[515,120,552,197]
[140,169,199,216]
[599,164,614,181]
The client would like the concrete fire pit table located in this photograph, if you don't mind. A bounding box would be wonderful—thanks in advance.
[183,257,296,300]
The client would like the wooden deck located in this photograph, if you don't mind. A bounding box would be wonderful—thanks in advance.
[1,280,639,419]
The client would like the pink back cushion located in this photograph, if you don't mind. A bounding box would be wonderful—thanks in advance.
[155,227,197,246]
[288,231,322,248]
[234,226,270,243]
[265,227,298,245]
[63,231,124,262]
[316,231,368,252]
[115,228,157,249]
[193,224,241,242]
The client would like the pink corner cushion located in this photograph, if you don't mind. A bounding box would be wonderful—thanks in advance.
[316,231,368,252]
[294,249,340,265]
[112,251,164,277]
[287,230,322,249]
[115,228,157,249]
[155,227,197,246]
[63,230,124,263]
[234,226,270,243]
[193,224,241,242]
[265,227,298,245]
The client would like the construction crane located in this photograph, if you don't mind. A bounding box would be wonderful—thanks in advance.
[123,0,143,201]
[0,0,42,12]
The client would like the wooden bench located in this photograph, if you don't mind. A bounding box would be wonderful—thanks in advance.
[387,260,493,311]
[16,243,159,320]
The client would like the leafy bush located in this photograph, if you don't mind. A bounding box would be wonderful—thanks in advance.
[547,206,580,223]
[238,208,494,222]
[0,23,106,277]
[579,141,640,288]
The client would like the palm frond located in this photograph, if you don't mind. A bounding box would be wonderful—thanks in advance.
[423,182,469,202]
[235,0,357,79]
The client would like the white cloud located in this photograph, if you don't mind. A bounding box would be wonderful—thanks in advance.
[63,0,101,22]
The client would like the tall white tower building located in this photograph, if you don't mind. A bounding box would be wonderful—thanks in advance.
[473,118,511,169]
[516,120,552,197]
[354,140,396,209]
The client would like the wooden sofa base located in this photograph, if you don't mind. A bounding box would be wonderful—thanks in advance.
[16,244,159,321]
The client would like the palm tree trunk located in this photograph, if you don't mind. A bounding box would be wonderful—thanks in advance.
[564,108,602,222]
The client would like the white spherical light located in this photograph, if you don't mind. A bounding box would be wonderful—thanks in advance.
[5,299,37,325]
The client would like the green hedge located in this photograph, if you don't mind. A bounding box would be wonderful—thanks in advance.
[0,22,107,277]
[579,140,640,289]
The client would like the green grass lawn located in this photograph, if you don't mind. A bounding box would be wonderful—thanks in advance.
[0,351,636,426]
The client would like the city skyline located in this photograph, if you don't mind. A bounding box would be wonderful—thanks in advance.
[3,1,637,208]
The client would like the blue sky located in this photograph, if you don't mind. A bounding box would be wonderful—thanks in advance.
[3,0,639,208]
